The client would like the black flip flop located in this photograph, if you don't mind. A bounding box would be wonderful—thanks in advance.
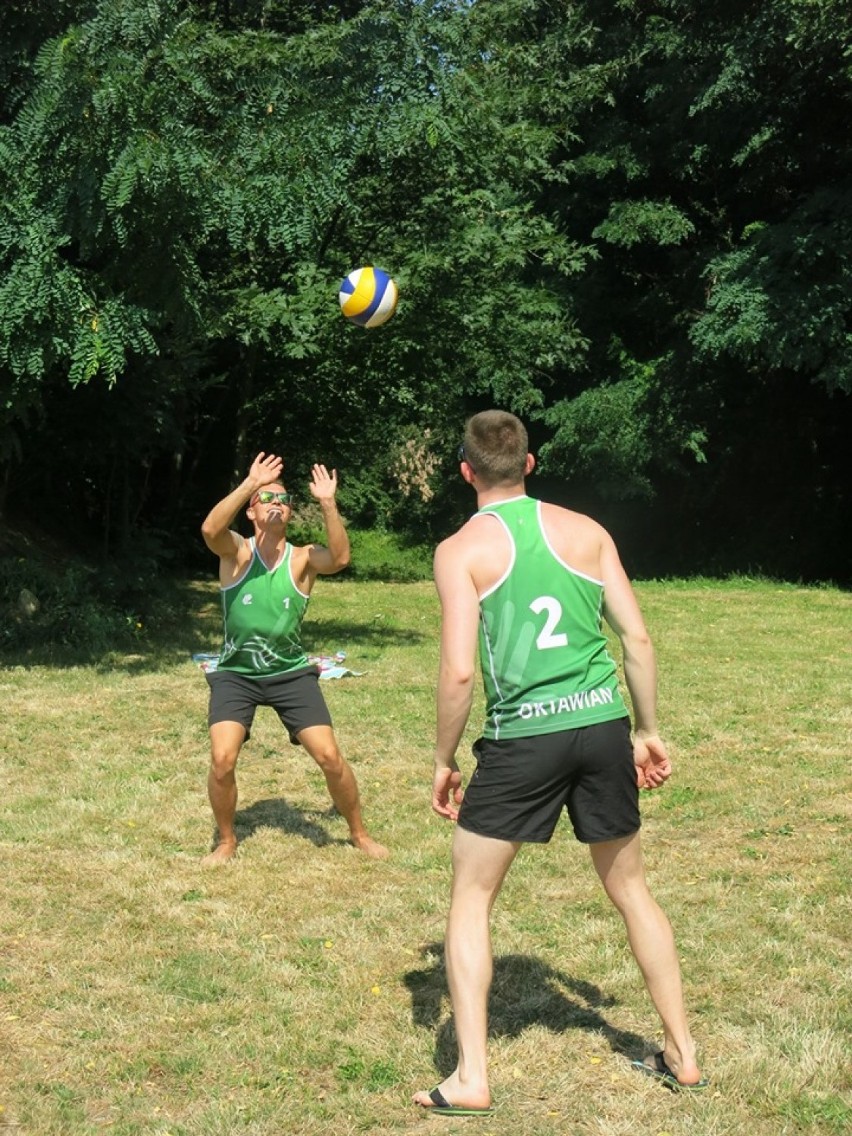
[631,1051,709,1092]
[421,1087,494,1116]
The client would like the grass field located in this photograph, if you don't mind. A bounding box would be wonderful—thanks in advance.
[1,576,850,1135]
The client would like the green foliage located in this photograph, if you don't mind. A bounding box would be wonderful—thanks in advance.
[539,379,657,501]
[691,188,852,391]
[346,529,433,582]
[0,536,185,655]
[593,199,696,248]
[286,501,432,582]
[0,1,95,123]
[0,0,849,582]
[536,342,709,502]
[0,556,139,653]
[0,0,591,527]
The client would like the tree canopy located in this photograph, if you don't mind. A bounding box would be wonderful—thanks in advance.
[1,0,849,581]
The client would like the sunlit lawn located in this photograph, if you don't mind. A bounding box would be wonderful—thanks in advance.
[1,577,850,1135]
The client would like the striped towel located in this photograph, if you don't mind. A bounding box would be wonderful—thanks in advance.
[192,652,364,680]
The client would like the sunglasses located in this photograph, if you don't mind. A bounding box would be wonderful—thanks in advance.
[457,445,475,472]
[253,490,292,506]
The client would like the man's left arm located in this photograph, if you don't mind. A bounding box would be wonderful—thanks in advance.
[600,531,671,789]
[306,463,351,575]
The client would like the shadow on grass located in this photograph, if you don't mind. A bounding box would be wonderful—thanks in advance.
[301,616,428,651]
[0,579,428,673]
[0,577,215,673]
[404,941,647,1076]
[219,797,349,852]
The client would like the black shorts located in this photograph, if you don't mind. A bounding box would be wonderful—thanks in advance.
[206,666,332,744]
[457,717,639,845]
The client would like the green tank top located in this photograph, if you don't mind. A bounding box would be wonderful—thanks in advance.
[217,539,310,677]
[477,496,628,740]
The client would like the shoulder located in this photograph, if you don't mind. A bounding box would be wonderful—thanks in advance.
[231,532,255,565]
[540,501,608,543]
[218,532,253,585]
[435,512,515,597]
[538,502,615,578]
[288,541,311,569]
[207,527,249,561]
[288,540,325,587]
[435,512,506,561]
[539,500,599,528]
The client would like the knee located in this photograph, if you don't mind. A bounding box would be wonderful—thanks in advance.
[311,742,345,776]
[603,875,654,919]
[209,746,239,781]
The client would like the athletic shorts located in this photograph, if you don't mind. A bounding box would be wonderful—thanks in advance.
[457,717,639,845]
[205,666,332,744]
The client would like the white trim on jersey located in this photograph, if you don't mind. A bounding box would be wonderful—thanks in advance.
[536,500,605,586]
[476,511,517,601]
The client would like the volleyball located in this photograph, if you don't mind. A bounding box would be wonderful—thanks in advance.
[338,266,398,328]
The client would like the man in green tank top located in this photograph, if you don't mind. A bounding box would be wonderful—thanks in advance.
[200,451,387,865]
[414,411,706,1117]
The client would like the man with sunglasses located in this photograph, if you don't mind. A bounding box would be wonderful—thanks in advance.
[200,450,387,864]
[413,410,705,1116]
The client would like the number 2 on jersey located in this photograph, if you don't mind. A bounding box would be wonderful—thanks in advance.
[529,595,568,649]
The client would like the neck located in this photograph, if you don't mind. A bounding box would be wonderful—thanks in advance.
[475,481,526,509]
[254,528,288,559]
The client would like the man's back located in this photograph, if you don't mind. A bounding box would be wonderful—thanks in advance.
[448,496,607,596]
[456,495,627,740]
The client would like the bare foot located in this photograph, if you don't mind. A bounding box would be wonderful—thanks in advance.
[659,1042,703,1087]
[201,840,237,866]
[413,1074,491,1114]
[351,833,389,859]
[633,1050,707,1090]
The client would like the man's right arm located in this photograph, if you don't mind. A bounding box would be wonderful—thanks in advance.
[200,451,283,557]
[432,537,480,820]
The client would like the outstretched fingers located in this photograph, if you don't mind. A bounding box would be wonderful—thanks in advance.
[250,451,284,486]
[310,463,338,500]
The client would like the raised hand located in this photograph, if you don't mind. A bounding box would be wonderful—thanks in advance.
[309,463,338,503]
[248,451,284,489]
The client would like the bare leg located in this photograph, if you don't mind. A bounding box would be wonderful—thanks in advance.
[589,831,702,1085]
[202,721,245,865]
[297,725,388,859]
[414,827,520,1111]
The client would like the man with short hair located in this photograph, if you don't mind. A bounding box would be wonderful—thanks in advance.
[200,451,387,865]
[414,410,705,1116]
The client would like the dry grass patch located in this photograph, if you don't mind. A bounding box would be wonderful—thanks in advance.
[0,577,850,1135]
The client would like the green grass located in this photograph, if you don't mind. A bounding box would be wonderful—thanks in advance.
[0,577,850,1135]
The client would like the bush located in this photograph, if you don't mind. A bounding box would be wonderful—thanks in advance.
[0,521,431,659]
[0,558,132,653]
[0,551,184,655]
[286,507,433,583]
[345,530,433,582]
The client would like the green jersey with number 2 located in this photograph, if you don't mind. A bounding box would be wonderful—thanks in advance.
[477,496,628,740]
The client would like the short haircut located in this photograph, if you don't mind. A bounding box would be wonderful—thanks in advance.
[463,410,528,486]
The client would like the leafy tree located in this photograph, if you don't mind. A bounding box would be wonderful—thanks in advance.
[0,0,849,582]
[527,0,851,577]
[0,1,96,123]
[0,0,592,549]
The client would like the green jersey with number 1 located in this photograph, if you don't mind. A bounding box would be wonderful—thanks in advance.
[477,496,628,740]
[217,539,310,677]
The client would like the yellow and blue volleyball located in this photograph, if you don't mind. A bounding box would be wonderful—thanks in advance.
[338,266,398,328]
